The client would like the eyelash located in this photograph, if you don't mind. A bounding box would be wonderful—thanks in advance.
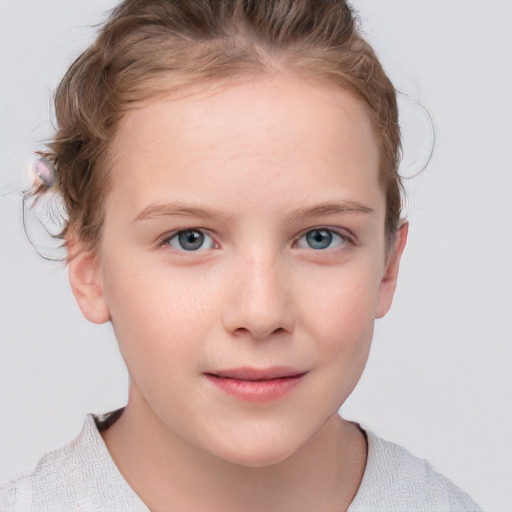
[160,229,217,252]
[160,226,354,253]
[294,227,351,251]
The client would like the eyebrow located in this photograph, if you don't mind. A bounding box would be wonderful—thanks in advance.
[132,201,218,223]
[283,201,374,223]
[132,200,374,224]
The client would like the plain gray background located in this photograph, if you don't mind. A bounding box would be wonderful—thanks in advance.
[1,1,511,511]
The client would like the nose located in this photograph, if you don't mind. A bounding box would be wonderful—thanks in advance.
[222,251,294,340]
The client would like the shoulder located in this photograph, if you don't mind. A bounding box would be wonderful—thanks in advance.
[0,415,148,512]
[349,431,482,512]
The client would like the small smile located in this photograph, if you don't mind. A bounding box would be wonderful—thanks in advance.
[205,367,307,403]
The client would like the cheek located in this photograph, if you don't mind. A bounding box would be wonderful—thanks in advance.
[299,262,382,349]
[297,261,382,405]
[305,275,379,406]
[100,255,219,366]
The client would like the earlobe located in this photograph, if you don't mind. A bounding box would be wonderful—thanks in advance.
[68,240,110,325]
[375,222,409,319]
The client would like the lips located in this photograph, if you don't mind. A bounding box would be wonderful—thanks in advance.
[209,366,305,381]
[205,367,306,403]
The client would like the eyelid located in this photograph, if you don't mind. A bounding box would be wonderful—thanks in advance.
[293,226,356,249]
[159,228,219,251]
[156,225,356,252]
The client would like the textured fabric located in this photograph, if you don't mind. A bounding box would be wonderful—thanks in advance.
[348,431,482,511]
[1,415,482,512]
[0,416,148,512]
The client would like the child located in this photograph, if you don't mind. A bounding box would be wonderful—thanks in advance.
[0,1,483,511]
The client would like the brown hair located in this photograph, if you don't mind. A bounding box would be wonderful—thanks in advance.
[37,0,402,251]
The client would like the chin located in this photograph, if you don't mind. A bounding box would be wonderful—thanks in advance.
[215,443,298,469]
[202,425,307,469]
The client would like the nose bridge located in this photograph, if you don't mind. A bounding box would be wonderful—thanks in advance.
[222,245,294,339]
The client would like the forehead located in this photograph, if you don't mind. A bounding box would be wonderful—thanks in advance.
[107,76,383,218]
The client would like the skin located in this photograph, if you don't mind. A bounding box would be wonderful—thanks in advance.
[69,75,407,512]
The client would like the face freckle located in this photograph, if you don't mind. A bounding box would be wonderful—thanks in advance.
[84,75,402,468]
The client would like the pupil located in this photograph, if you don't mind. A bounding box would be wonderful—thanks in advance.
[178,230,204,250]
[307,229,332,249]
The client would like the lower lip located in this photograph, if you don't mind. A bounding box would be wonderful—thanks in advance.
[205,374,305,403]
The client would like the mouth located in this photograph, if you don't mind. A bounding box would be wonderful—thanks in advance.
[204,367,307,403]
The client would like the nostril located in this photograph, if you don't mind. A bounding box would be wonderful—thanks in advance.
[231,325,288,340]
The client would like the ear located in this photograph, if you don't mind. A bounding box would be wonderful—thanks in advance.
[68,239,110,324]
[375,222,408,319]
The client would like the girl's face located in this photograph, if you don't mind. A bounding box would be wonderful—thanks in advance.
[71,76,406,467]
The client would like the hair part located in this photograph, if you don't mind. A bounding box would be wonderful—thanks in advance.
[38,0,403,253]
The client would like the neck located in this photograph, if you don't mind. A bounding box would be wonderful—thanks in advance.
[102,389,367,512]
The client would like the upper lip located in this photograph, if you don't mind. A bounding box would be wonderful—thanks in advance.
[206,366,306,381]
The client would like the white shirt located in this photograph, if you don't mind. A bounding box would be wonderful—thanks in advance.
[0,415,481,511]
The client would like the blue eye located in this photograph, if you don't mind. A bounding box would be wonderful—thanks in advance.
[168,229,215,251]
[297,229,346,250]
